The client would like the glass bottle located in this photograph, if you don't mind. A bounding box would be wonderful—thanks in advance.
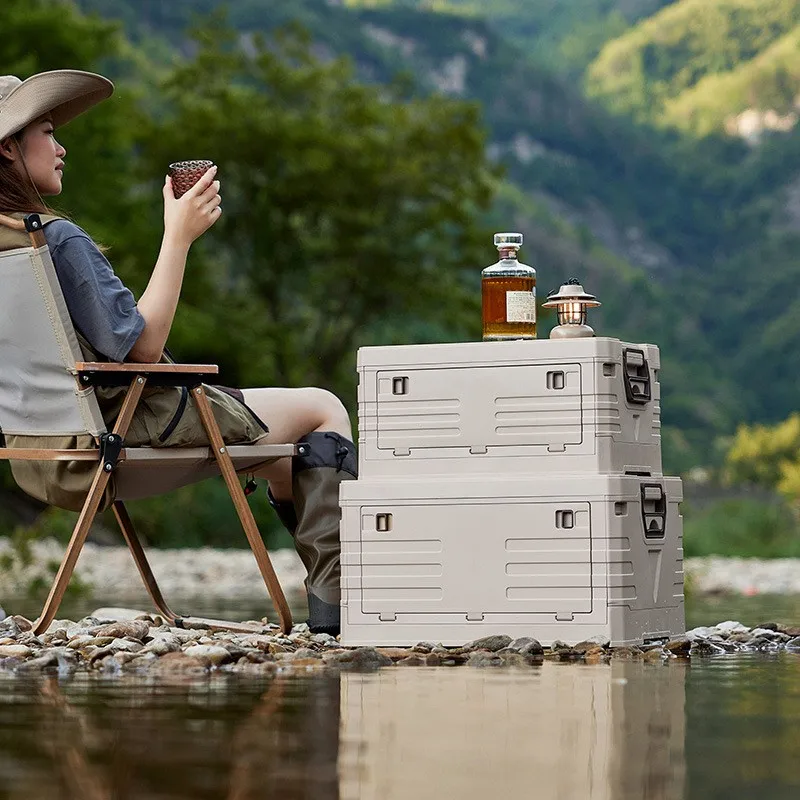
[481,232,536,340]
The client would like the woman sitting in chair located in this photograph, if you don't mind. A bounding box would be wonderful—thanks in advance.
[0,69,356,635]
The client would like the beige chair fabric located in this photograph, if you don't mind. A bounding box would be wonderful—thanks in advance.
[0,244,104,436]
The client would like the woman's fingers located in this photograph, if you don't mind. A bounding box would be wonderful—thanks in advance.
[184,165,218,198]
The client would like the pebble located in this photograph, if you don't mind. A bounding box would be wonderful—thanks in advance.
[0,606,798,677]
[183,645,232,667]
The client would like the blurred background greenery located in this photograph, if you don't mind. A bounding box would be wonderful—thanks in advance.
[3,0,800,560]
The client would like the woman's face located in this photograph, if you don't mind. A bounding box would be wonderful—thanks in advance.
[9,116,67,196]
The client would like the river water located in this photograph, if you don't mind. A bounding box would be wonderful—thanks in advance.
[1,596,799,799]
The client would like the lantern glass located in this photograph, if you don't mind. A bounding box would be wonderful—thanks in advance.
[557,301,587,326]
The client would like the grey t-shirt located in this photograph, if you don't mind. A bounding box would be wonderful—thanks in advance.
[44,219,145,362]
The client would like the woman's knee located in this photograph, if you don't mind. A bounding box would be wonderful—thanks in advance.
[300,387,350,430]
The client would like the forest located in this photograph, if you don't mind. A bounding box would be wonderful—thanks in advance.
[4,0,800,557]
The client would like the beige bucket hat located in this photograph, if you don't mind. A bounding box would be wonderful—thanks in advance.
[0,69,113,141]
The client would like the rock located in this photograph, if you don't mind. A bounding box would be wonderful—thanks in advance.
[376,648,417,662]
[411,642,435,653]
[643,648,667,663]
[714,620,749,635]
[785,637,800,651]
[86,637,115,648]
[92,620,150,641]
[282,648,322,662]
[685,626,717,641]
[141,638,181,656]
[508,637,544,655]
[664,637,691,655]
[183,645,233,667]
[550,640,572,652]
[0,645,31,658]
[152,652,207,675]
[747,636,779,651]
[690,639,726,656]
[468,651,503,667]
[499,652,536,667]
[573,639,607,654]
[750,627,780,638]
[16,650,63,672]
[323,647,392,671]
[311,633,337,646]
[0,606,5,622]
[754,622,779,631]
[397,655,426,666]
[610,647,643,661]
[17,633,44,648]
[778,625,800,637]
[557,648,584,662]
[109,638,143,654]
[465,635,512,652]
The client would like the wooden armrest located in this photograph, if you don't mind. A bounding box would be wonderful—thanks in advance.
[76,362,219,374]
[77,361,219,388]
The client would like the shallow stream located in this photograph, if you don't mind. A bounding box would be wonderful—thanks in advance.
[1,595,799,799]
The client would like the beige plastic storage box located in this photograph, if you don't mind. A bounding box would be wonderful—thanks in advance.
[356,337,662,478]
[339,474,684,647]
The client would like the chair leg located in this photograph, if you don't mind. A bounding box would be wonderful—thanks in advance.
[112,502,181,625]
[191,386,294,635]
[32,375,146,636]
[32,463,113,635]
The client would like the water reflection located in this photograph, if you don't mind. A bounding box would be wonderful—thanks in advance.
[0,674,340,800]
[339,663,686,800]
[3,656,800,799]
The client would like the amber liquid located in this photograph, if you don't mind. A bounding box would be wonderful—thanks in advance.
[482,275,537,340]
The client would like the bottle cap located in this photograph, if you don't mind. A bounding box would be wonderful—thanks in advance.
[494,232,523,248]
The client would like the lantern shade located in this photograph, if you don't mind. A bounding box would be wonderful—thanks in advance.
[543,279,601,339]
[542,280,601,310]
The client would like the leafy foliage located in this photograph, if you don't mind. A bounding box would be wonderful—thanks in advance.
[586,0,800,121]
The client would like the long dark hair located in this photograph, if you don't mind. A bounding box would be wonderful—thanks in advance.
[0,132,58,216]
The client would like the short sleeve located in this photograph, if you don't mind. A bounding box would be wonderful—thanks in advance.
[44,219,145,362]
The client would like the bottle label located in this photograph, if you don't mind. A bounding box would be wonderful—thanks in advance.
[506,290,536,323]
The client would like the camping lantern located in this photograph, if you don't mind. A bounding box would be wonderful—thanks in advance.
[543,278,601,339]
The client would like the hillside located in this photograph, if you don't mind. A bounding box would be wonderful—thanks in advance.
[344,1,675,75]
[586,0,800,122]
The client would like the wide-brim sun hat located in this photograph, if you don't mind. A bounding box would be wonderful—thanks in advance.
[0,69,113,141]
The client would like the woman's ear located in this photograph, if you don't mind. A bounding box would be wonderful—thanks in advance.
[0,136,18,162]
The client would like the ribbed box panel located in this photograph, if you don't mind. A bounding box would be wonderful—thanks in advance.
[356,337,662,478]
[339,475,684,647]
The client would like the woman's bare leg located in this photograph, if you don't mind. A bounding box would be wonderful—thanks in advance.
[240,387,352,501]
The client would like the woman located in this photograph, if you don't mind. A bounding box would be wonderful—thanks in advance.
[0,70,356,634]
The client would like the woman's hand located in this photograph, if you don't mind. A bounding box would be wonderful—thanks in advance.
[162,165,222,249]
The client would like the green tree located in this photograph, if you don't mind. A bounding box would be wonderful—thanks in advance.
[132,21,495,400]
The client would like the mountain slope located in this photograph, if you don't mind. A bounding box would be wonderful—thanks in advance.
[586,0,800,121]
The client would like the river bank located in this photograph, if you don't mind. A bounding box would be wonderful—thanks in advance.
[2,538,800,603]
[0,609,799,679]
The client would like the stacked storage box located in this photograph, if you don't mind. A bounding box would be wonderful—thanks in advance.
[340,337,685,646]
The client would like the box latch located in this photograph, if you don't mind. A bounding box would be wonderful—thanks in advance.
[641,482,667,539]
[623,348,651,405]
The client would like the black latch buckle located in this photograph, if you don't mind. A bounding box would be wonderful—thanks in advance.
[640,482,667,539]
[99,432,123,474]
[623,348,652,405]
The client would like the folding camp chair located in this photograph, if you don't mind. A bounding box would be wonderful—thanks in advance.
[0,213,299,635]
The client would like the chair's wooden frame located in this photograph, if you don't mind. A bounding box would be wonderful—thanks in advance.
[0,215,297,636]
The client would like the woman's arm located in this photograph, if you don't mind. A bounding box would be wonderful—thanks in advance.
[127,165,221,363]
